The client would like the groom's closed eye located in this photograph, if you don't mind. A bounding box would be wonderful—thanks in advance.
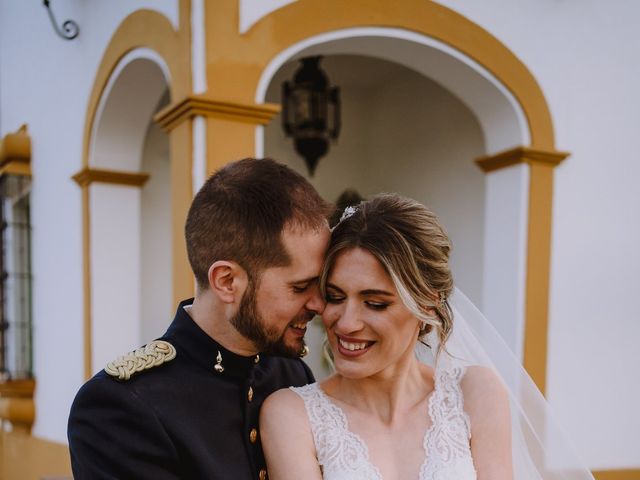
[291,278,318,293]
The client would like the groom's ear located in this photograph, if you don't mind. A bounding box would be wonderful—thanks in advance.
[207,260,248,304]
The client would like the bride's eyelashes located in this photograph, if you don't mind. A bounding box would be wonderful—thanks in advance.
[325,290,392,311]
[325,292,345,304]
[364,301,391,311]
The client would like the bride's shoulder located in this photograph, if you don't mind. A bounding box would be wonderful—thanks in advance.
[460,366,507,395]
[459,366,510,424]
[261,386,316,444]
[262,384,310,417]
[261,387,323,479]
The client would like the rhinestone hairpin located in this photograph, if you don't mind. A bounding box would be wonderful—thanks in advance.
[339,205,358,222]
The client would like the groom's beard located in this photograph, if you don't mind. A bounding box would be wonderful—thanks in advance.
[230,282,305,358]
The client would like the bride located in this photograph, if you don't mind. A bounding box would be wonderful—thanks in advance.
[260,193,511,479]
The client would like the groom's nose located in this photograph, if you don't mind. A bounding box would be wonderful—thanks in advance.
[305,283,326,315]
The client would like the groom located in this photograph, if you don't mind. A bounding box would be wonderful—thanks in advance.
[68,158,332,479]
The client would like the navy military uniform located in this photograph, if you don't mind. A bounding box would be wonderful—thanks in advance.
[68,299,314,479]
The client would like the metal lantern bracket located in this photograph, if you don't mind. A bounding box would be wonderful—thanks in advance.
[43,0,80,40]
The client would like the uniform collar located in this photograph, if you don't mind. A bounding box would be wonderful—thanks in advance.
[164,299,260,378]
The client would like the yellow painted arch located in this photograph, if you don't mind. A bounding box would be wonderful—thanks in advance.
[205,0,555,149]
[201,0,560,391]
[77,5,192,379]
[81,8,190,169]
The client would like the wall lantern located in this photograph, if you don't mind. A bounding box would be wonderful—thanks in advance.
[282,56,340,176]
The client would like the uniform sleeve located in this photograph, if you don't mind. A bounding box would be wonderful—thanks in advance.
[68,376,181,480]
[300,359,315,384]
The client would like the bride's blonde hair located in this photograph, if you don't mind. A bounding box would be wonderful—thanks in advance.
[320,193,454,351]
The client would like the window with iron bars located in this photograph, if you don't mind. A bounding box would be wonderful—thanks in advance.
[0,175,32,382]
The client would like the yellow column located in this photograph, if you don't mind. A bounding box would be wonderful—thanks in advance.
[168,120,195,305]
[155,96,280,300]
[476,147,569,393]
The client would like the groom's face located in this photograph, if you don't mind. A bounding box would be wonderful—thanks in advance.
[231,225,330,356]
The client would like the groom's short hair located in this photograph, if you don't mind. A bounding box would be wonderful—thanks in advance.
[185,157,331,290]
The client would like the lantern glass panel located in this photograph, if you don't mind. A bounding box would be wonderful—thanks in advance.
[292,89,312,126]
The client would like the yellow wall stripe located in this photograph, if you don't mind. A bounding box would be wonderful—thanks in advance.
[72,167,150,188]
[155,95,280,132]
[0,125,31,177]
[593,470,640,480]
[476,147,569,393]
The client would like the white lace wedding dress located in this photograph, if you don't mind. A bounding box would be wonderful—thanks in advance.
[291,366,477,480]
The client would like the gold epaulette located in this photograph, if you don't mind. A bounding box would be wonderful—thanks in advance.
[105,340,177,381]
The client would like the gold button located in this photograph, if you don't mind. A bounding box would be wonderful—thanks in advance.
[250,428,258,444]
[258,469,267,480]
[248,386,254,402]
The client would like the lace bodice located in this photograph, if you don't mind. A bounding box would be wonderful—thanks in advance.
[291,368,477,480]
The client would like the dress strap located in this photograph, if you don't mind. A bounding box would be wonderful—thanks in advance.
[420,366,474,478]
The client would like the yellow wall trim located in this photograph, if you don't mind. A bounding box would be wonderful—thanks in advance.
[1,429,72,479]
[72,168,150,187]
[0,379,34,397]
[0,379,35,427]
[82,8,191,169]
[0,398,34,426]
[0,124,31,177]
[205,0,555,148]
[476,146,569,393]
[155,95,281,131]
[476,146,569,172]
[593,470,640,480]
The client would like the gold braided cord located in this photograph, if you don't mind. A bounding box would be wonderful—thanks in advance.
[105,340,177,381]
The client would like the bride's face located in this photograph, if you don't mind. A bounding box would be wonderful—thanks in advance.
[322,247,421,379]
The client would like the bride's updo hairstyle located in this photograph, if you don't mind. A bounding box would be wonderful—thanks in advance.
[321,193,454,350]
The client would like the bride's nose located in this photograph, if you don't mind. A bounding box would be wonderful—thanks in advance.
[334,301,364,334]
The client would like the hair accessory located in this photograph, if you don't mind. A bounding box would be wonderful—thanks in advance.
[331,205,360,232]
[339,205,358,223]
[214,350,224,373]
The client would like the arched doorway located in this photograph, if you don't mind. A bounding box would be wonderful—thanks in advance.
[258,29,530,377]
[87,49,172,374]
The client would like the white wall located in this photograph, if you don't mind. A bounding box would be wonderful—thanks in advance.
[433,0,640,468]
[255,0,640,467]
[363,69,486,307]
[482,164,529,360]
[140,121,173,343]
[90,184,142,375]
[0,0,178,444]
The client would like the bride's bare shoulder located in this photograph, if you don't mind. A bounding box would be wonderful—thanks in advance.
[459,368,513,478]
[260,386,321,478]
[261,386,307,420]
[460,366,510,424]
